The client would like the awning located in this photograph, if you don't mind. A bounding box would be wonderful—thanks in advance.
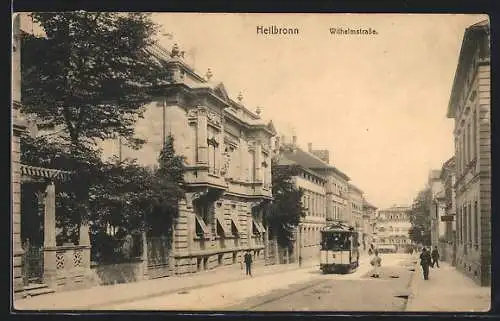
[231,216,241,235]
[216,216,231,236]
[195,215,210,236]
[253,220,266,234]
[20,164,73,181]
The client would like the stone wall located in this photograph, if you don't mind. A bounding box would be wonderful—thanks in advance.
[12,123,25,298]
[90,259,146,286]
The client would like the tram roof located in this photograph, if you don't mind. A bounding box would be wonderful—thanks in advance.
[321,221,355,232]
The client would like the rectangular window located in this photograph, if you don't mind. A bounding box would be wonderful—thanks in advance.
[249,151,255,182]
[473,109,477,159]
[458,207,462,244]
[457,139,461,174]
[474,201,479,246]
[462,132,466,171]
[467,123,471,163]
[463,205,467,245]
[216,216,231,237]
[468,203,472,245]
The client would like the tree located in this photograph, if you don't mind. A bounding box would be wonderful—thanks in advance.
[20,12,167,229]
[21,134,103,244]
[146,135,186,239]
[408,188,432,245]
[264,158,305,250]
[20,12,165,149]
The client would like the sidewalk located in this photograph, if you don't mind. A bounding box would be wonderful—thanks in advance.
[14,259,317,311]
[406,261,491,312]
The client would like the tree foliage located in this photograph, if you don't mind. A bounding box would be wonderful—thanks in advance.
[264,158,305,249]
[21,134,102,244]
[146,135,186,237]
[408,188,432,245]
[20,12,164,148]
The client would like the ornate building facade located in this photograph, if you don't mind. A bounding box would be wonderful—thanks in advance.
[375,206,412,251]
[362,199,378,251]
[429,169,446,248]
[439,157,457,265]
[276,139,327,263]
[306,144,349,223]
[101,44,276,274]
[446,20,490,286]
[348,183,364,233]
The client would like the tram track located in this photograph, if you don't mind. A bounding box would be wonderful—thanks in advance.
[236,278,327,311]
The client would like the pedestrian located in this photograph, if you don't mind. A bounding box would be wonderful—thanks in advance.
[370,250,381,278]
[431,246,440,268]
[244,250,253,276]
[419,247,432,280]
[298,255,302,267]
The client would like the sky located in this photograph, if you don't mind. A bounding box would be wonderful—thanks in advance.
[152,13,488,209]
[16,13,488,209]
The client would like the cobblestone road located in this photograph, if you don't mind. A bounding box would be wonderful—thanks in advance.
[103,253,412,311]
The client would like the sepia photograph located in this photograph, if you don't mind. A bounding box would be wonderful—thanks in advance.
[11,12,491,312]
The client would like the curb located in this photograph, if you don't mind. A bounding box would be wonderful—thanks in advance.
[404,260,419,311]
[84,262,312,309]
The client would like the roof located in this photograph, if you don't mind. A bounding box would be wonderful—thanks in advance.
[379,206,411,212]
[348,183,363,194]
[440,156,456,180]
[446,19,490,118]
[322,221,355,232]
[147,43,272,132]
[280,145,350,181]
[276,153,327,182]
[363,200,377,210]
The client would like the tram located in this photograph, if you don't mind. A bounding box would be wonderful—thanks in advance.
[320,221,360,274]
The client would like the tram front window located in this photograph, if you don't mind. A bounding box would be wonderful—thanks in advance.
[321,232,351,251]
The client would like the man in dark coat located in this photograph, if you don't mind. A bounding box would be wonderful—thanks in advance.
[431,246,440,268]
[419,247,432,280]
[244,251,253,276]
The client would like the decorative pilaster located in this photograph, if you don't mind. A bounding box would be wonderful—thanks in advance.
[44,182,56,248]
[196,107,208,165]
[78,221,92,286]
[254,144,262,183]
[42,182,58,289]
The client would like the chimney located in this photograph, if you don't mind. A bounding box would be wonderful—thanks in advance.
[308,143,312,152]
[292,135,297,146]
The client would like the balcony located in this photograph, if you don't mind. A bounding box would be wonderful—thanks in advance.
[184,164,228,190]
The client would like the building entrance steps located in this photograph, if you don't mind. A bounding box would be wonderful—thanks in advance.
[14,260,317,311]
[405,260,490,312]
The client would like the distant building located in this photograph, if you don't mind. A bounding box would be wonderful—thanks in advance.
[277,139,356,262]
[446,20,490,286]
[348,183,364,233]
[439,157,457,265]
[276,140,327,263]
[307,143,350,224]
[375,206,412,251]
[428,169,446,248]
[362,199,378,250]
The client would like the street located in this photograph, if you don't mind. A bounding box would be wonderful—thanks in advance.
[101,253,415,311]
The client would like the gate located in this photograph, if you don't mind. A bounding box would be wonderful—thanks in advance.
[146,236,171,279]
[22,240,44,285]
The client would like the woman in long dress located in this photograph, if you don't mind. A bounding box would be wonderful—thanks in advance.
[370,250,382,278]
